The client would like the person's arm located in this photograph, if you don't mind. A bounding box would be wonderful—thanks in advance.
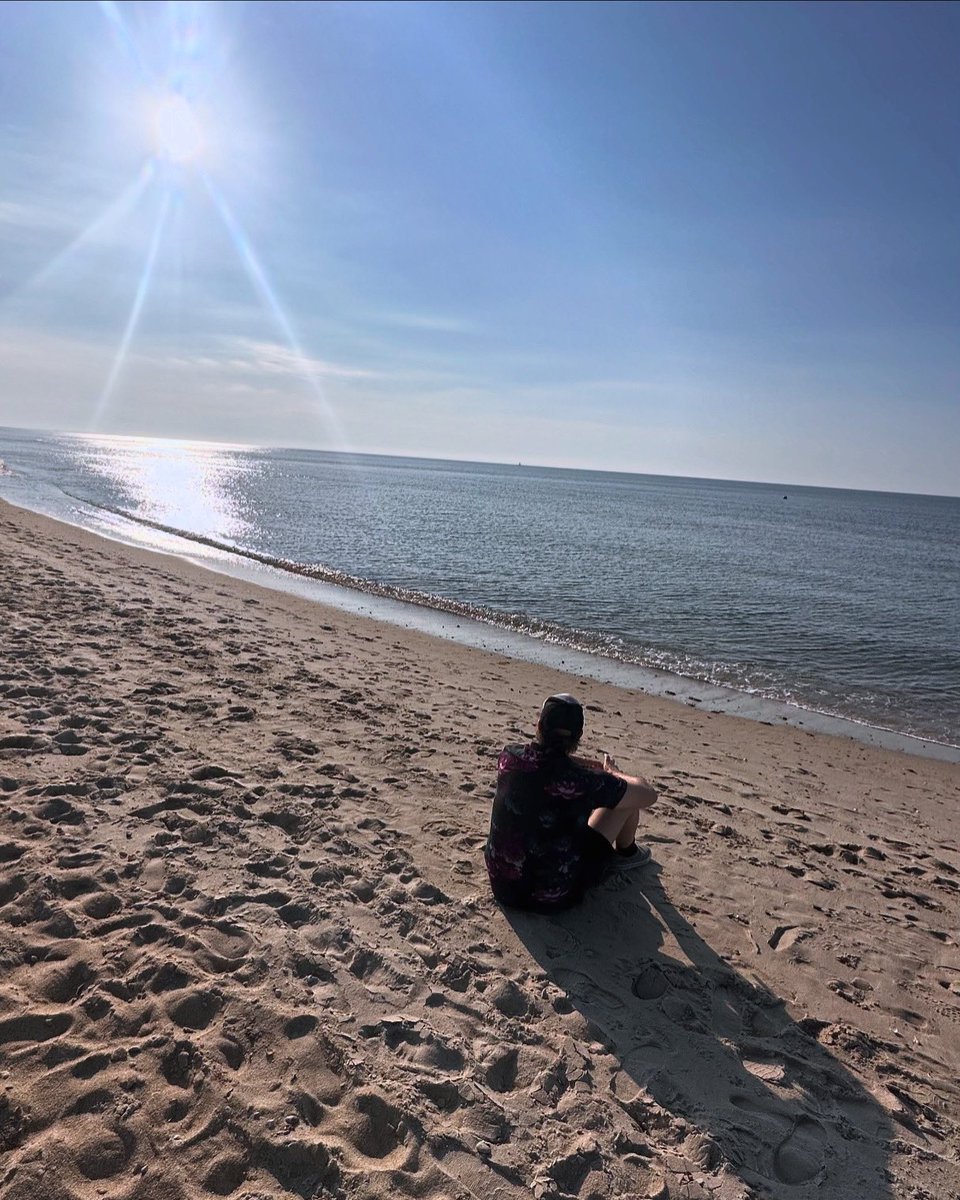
[602,753,658,809]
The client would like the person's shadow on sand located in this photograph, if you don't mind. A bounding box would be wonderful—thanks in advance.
[505,860,894,1199]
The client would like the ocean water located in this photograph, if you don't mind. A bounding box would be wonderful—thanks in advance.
[1,426,958,751]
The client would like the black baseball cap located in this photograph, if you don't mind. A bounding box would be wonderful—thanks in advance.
[539,693,584,739]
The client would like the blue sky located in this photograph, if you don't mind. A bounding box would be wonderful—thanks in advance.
[0,0,957,493]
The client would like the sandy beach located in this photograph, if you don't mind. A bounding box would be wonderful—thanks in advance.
[0,496,957,1200]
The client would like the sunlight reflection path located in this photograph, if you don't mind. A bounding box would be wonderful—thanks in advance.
[80,434,253,543]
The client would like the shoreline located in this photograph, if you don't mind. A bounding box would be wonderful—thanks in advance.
[1,488,956,764]
[1,497,959,1199]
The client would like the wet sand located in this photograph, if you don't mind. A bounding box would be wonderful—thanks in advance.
[1,497,958,1200]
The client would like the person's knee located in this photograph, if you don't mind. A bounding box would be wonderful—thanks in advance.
[625,781,657,810]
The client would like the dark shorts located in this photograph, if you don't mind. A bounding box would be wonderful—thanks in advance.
[578,825,616,887]
[489,827,614,913]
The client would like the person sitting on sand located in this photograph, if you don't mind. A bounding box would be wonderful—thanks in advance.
[484,693,658,913]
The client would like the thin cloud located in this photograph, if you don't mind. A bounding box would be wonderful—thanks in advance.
[128,337,382,382]
[0,198,83,235]
[376,311,482,336]
[231,339,382,381]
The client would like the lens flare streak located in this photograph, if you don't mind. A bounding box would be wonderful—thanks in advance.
[8,163,154,302]
[202,172,347,446]
[69,1,349,451]
[91,189,172,430]
[98,0,148,79]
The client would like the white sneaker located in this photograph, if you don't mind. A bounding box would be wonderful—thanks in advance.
[612,844,652,871]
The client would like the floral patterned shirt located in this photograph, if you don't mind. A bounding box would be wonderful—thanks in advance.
[484,742,627,911]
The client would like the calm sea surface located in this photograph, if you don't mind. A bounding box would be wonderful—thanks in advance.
[1,427,958,748]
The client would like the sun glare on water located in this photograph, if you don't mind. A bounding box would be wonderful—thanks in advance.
[150,92,205,165]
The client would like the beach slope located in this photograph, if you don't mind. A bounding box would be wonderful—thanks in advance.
[0,499,957,1200]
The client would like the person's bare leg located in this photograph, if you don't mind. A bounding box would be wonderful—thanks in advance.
[613,806,639,850]
[589,803,639,849]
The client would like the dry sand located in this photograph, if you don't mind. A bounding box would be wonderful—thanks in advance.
[0,497,957,1200]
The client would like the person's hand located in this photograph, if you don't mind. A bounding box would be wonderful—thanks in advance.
[603,753,619,773]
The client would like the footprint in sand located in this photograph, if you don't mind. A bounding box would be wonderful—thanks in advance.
[484,1046,520,1093]
[768,925,809,953]
[254,1137,342,1197]
[284,1014,319,1039]
[632,963,669,1000]
[166,987,222,1031]
[71,1051,112,1080]
[773,1115,828,1184]
[71,1114,135,1180]
[361,1018,466,1074]
[188,921,252,972]
[215,1034,245,1070]
[37,957,97,1003]
[0,872,28,906]
[320,1089,415,1170]
[160,1039,201,1088]
[741,1055,787,1084]
[417,1077,465,1112]
[436,1147,530,1200]
[203,1153,248,1195]
[551,967,626,1012]
[730,1093,827,1184]
[83,891,122,919]
[0,1011,73,1045]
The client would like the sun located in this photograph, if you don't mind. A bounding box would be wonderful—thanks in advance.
[150,92,205,165]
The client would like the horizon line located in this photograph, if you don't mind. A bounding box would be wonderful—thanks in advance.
[0,421,957,503]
